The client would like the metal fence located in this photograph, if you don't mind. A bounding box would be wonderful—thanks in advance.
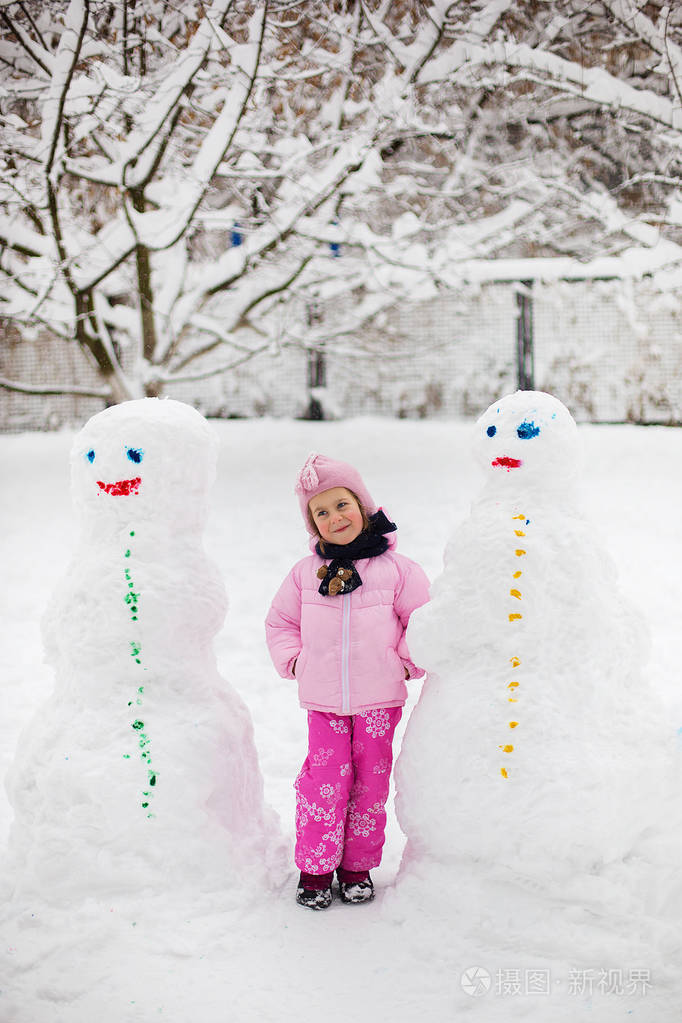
[532,279,682,423]
[2,279,682,431]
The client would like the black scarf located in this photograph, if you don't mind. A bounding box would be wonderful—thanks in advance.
[316,509,397,597]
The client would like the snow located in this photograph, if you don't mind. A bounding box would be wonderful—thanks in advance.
[92,0,232,188]
[420,36,682,133]
[40,0,88,172]
[1,413,682,1021]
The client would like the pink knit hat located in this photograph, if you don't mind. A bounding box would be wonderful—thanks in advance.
[295,453,377,533]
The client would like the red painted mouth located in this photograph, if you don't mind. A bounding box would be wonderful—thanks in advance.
[96,477,142,496]
[492,457,522,470]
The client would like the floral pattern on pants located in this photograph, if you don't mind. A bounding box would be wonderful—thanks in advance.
[294,707,402,875]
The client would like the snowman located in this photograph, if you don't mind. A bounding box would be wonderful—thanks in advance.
[5,398,282,902]
[394,391,678,912]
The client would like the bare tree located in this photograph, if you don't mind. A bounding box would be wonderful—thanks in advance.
[2,1,682,403]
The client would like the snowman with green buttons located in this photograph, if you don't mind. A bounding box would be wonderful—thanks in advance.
[6,398,281,902]
[395,391,678,933]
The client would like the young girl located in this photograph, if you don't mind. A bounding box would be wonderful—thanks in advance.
[265,453,429,909]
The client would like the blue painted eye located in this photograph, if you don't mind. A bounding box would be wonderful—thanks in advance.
[486,425,496,437]
[86,449,95,464]
[517,420,540,440]
[126,447,144,464]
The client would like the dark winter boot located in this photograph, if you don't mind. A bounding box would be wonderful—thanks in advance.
[337,868,374,904]
[295,871,333,910]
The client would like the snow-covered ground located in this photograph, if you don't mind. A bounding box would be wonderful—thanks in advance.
[1,416,681,1022]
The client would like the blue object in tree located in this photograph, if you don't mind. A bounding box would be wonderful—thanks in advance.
[329,219,341,257]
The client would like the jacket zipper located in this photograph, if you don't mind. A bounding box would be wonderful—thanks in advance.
[341,593,351,715]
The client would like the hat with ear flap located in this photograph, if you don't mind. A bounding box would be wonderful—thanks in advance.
[295,453,377,533]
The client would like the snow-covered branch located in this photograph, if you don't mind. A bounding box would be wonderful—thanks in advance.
[157,343,273,387]
[0,11,52,77]
[0,374,110,398]
[118,0,235,189]
[170,253,314,373]
[3,0,682,402]
[418,37,682,135]
[603,0,682,95]
[42,0,89,175]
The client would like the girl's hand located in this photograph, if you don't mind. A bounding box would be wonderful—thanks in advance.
[404,666,409,679]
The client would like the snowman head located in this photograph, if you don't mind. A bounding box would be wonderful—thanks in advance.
[71,398,216,535]
[474,391,579,488]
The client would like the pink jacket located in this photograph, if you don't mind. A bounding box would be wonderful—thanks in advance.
[265,535,430,715]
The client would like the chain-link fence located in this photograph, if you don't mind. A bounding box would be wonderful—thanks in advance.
[2,279,682,431]
[532,280,682,423]
[0,321,104,431]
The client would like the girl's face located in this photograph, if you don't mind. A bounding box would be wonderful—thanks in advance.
[308,487,364,545]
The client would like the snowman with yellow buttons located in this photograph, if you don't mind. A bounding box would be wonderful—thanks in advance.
[395,391,677,916]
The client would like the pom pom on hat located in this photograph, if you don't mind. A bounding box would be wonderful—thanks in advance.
[295,453,320,494]
[295,452,377,533]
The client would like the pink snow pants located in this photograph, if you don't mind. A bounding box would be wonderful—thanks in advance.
[294,707,402,875]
